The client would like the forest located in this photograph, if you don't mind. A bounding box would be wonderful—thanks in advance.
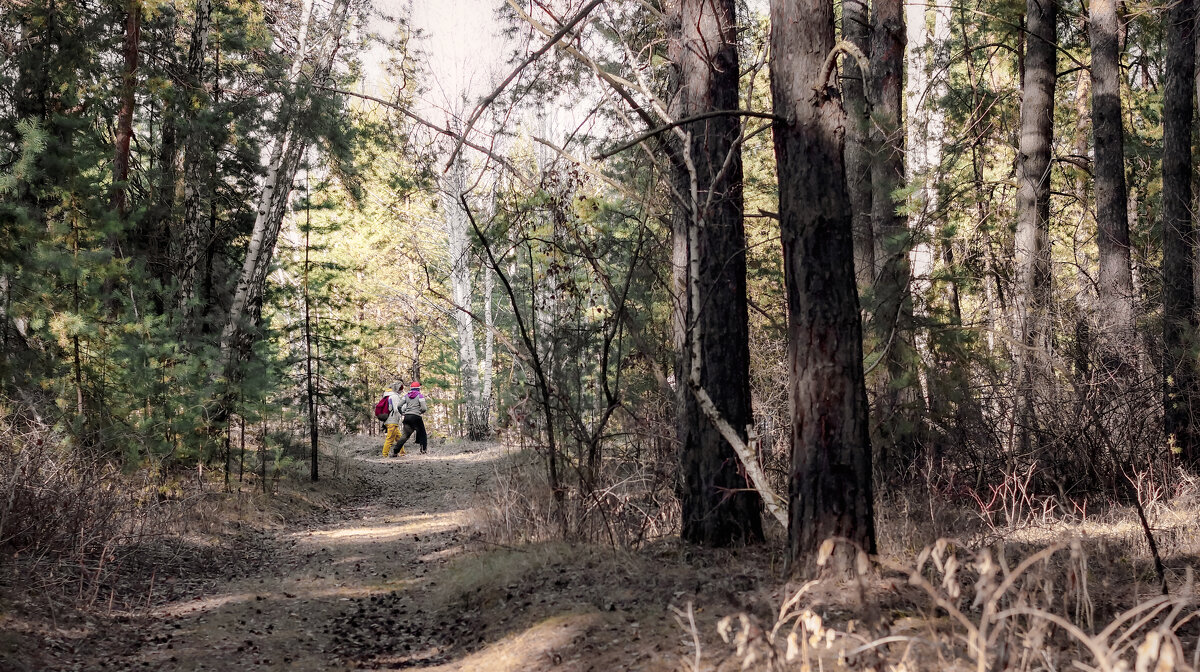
[4,0,1200,669]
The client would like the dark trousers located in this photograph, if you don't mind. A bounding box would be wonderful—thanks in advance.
[395,414,427,452]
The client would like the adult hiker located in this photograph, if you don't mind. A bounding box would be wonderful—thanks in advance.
[389,381,429,456]
[381,383,406,457]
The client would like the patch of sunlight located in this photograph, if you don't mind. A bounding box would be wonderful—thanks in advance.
[152,592,258,616]
[295,511,469,544]
[388,611,602,672]
[297,581,420,600]
[422,449,512,464]
[418,545,467,564]
[155,579,423,617]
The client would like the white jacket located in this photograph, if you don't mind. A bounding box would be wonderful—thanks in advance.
[384,391,405,425]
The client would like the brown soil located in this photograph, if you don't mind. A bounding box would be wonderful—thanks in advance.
[5,437,792,671]
[7,436,1200,671]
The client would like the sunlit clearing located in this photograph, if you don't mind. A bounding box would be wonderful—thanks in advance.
[296,511,468,544]
[153,592,258,616]
[380,612,601,671]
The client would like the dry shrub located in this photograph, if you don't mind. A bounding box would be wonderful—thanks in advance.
[714,536,1200,671]
[0,404,293,612]
[0,412,170,608]
[471,446,679,548]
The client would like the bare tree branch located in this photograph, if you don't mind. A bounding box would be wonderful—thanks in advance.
[443,0,606,171]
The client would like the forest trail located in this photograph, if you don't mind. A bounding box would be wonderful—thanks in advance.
[103,437,506,671]
[84,437,754,672]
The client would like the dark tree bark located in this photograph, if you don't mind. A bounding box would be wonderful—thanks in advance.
[669,0,763,546]
[1013,0,1057,455]
[1090,0,1136,358]
[869,0,921,462]
[769,0,877,569]
[843,0,874,289]
[110,1,140,217]
[1162,0,1197,464]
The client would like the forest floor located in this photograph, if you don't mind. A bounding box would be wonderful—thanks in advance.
[3,436,797,671]
[7,435,1200,671]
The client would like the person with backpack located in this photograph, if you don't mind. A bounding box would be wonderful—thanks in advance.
[388,381,429,456]
[378,384,406,457]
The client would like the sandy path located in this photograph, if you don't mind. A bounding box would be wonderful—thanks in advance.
[106,437,505,672]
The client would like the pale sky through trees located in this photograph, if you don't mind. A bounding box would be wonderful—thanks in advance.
[367,0,509,120]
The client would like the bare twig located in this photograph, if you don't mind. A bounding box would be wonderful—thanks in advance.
[444,0,606,170]
[593,110,781,161]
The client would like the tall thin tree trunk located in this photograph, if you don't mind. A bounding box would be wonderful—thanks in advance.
[669,0,763,546]
[111,1,140,216]
[1070,68,1093,382]
[218,0,349,395]
[176,0,213,326]
[769,0,876,569]
[303,173,318,482]
[1162,0,1197,464]
[1090,0,1136,362]
[445,152,487,440]
[906,0,951,410]
[482,254,495,412]
[843,0,874,289]
[1013,0,1057,455]
[870,0,921,463]
[140,7,180,301]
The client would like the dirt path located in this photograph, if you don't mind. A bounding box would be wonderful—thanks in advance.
[97,437,507,672]
[68,436,782,672]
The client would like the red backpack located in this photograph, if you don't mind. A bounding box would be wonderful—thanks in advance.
[373,395,391,421]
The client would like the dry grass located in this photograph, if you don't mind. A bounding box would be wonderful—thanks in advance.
[470,446,680,548]
[0,413,369,620]
[472,445,1200,670]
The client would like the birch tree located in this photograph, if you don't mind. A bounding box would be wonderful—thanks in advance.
[218,0,351,390]
[443,149,488,440]
[906,0,952,409]
[1013,0,1057,455]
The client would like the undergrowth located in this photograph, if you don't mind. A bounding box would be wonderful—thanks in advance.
[475,442,1200,670]
[0,405,358,618]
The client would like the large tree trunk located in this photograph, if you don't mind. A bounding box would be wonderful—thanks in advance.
[218,0,349,388]
[1162,0,1197,464]
[869,0,920,463]
[843,0,873,289]
[1090,0,1136,362]
[669,0,763,546]
[769,0,876,569]
[1013,0,1057,455]
[444,152,488,440]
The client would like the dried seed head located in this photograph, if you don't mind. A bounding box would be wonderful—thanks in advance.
[817,539,835,567]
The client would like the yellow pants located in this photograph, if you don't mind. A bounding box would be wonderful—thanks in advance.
[383,424,406,456]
